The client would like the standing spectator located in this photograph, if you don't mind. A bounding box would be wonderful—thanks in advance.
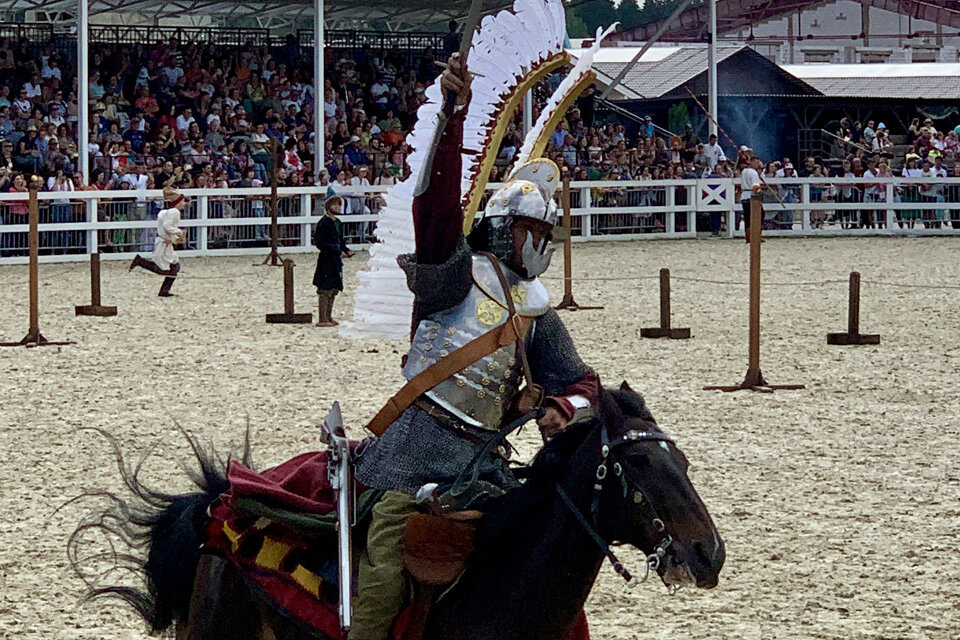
[740,155,762,240]
[874,160,894,229]
[835,159,859,229]
[777,163,799,229]
[350,165,372,216]
[442,21,460,59]
[702,134,725,170]
[47,169,75,252]
[123,115,147,154]
[861,156,880,229]
[312,189,354,327]
[681,124,700,163]
[862,120,876,149]
[872,125,891,153]
[900,155,922,229]
[642,115,655,139]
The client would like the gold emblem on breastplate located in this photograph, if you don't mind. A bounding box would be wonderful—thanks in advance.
[510,285,527,306]
[477,299,505,325]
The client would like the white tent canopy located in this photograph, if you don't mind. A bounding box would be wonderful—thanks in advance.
[9,0,477,29]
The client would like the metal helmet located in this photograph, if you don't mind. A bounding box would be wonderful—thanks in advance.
[469,159,560,278]
[482,158,561,226]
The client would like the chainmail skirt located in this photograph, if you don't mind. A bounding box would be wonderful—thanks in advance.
[353,405,516,495]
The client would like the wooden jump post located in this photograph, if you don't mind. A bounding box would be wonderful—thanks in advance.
[704,194,803,392]
[640,268,690,339]
[259,137,282,267]
[1,186,73,348]
[827,272,880,345]
[75,253,117,317]
[555,178,603,312]
[266,258,312,324]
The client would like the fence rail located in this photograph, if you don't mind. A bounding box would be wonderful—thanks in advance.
[1,178,959,263]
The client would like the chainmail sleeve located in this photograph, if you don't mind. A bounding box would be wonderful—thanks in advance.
[528,308,593,396]
[398,238,473,334]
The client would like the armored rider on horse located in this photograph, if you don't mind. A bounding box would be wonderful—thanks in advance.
[347,54,599,640]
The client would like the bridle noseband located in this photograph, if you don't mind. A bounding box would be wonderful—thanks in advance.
[556,422,679,587]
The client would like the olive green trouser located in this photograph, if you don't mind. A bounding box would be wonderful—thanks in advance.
[349,491,416,640]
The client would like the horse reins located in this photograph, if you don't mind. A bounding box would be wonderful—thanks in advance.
[557,423,678,586]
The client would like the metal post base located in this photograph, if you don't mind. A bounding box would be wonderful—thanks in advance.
[640,327,691,339]
[704,367,805,393]
[827,333,880,345]
[1,329,74,348]
[266,313,313,324]
[75,305,118,317]
[555,295,604,311]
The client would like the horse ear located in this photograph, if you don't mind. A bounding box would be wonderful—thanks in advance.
[619,380,634,393]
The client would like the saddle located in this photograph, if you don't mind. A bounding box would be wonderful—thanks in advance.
[203,452,487,640]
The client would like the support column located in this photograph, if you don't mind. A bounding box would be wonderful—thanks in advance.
[707,0,718,138]
[78,0,89,183]
[314,0,325,184]
[862,4,871,46]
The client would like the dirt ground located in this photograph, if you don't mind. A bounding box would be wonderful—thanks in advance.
[1,237,958,640]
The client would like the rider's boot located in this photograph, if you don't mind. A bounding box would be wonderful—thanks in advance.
[349,491,416,640]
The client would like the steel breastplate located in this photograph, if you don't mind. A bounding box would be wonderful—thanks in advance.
[401,255,551,431]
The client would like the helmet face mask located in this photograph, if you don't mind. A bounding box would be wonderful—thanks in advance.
[468,158,561,278]
[468,213,554,279]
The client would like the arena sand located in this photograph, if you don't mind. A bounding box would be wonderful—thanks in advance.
[1,237,958,640]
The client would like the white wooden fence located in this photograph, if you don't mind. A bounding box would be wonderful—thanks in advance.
[1,177,958,264]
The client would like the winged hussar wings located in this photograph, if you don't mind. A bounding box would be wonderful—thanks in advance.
[340,0,611,341]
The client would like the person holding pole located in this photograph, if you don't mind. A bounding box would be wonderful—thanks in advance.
[129,186,187,297]
[313,187,354,327]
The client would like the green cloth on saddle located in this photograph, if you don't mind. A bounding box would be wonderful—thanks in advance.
[232,489,381,540]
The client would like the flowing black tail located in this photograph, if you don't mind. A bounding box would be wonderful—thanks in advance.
[67,426,252,633]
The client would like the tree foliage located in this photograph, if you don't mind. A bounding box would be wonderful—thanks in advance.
[566,0,701,37]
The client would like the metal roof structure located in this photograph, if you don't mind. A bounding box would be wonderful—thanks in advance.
[6,0,485,30]
[573,43,821,100]
[782,61,960,99]
[609,0,960,43]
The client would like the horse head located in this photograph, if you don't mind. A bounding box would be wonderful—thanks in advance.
[594,381,725,590]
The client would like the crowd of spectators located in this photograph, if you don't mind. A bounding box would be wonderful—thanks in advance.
[1,29,960,240]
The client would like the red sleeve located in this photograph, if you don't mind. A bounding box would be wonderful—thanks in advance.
[544,372,601,422]
[413,109,466,265]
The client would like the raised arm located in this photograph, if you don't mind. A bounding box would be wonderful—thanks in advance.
[412,54,471,266]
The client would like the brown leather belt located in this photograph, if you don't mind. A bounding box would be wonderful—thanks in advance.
[411,398,488,445]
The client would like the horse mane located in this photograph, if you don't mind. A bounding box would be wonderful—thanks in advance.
[65,423,253,633]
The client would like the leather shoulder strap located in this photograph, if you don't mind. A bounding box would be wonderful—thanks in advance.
[365,315,532,436]
[477,252,535,390]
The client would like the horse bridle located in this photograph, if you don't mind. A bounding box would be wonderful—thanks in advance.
[556,422,679,587]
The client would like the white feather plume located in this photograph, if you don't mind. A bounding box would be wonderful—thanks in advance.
[516,24,618,167]
[341,0,576,340]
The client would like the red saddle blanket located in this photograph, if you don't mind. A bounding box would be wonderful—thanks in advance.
[204,450,590,640]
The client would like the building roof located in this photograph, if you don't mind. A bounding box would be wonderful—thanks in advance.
[570,43,744,100]
[782,62,960,99]
[610,0,960,44]
[571,43,820,100]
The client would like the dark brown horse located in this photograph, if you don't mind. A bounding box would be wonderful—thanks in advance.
[71,383,725,640]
